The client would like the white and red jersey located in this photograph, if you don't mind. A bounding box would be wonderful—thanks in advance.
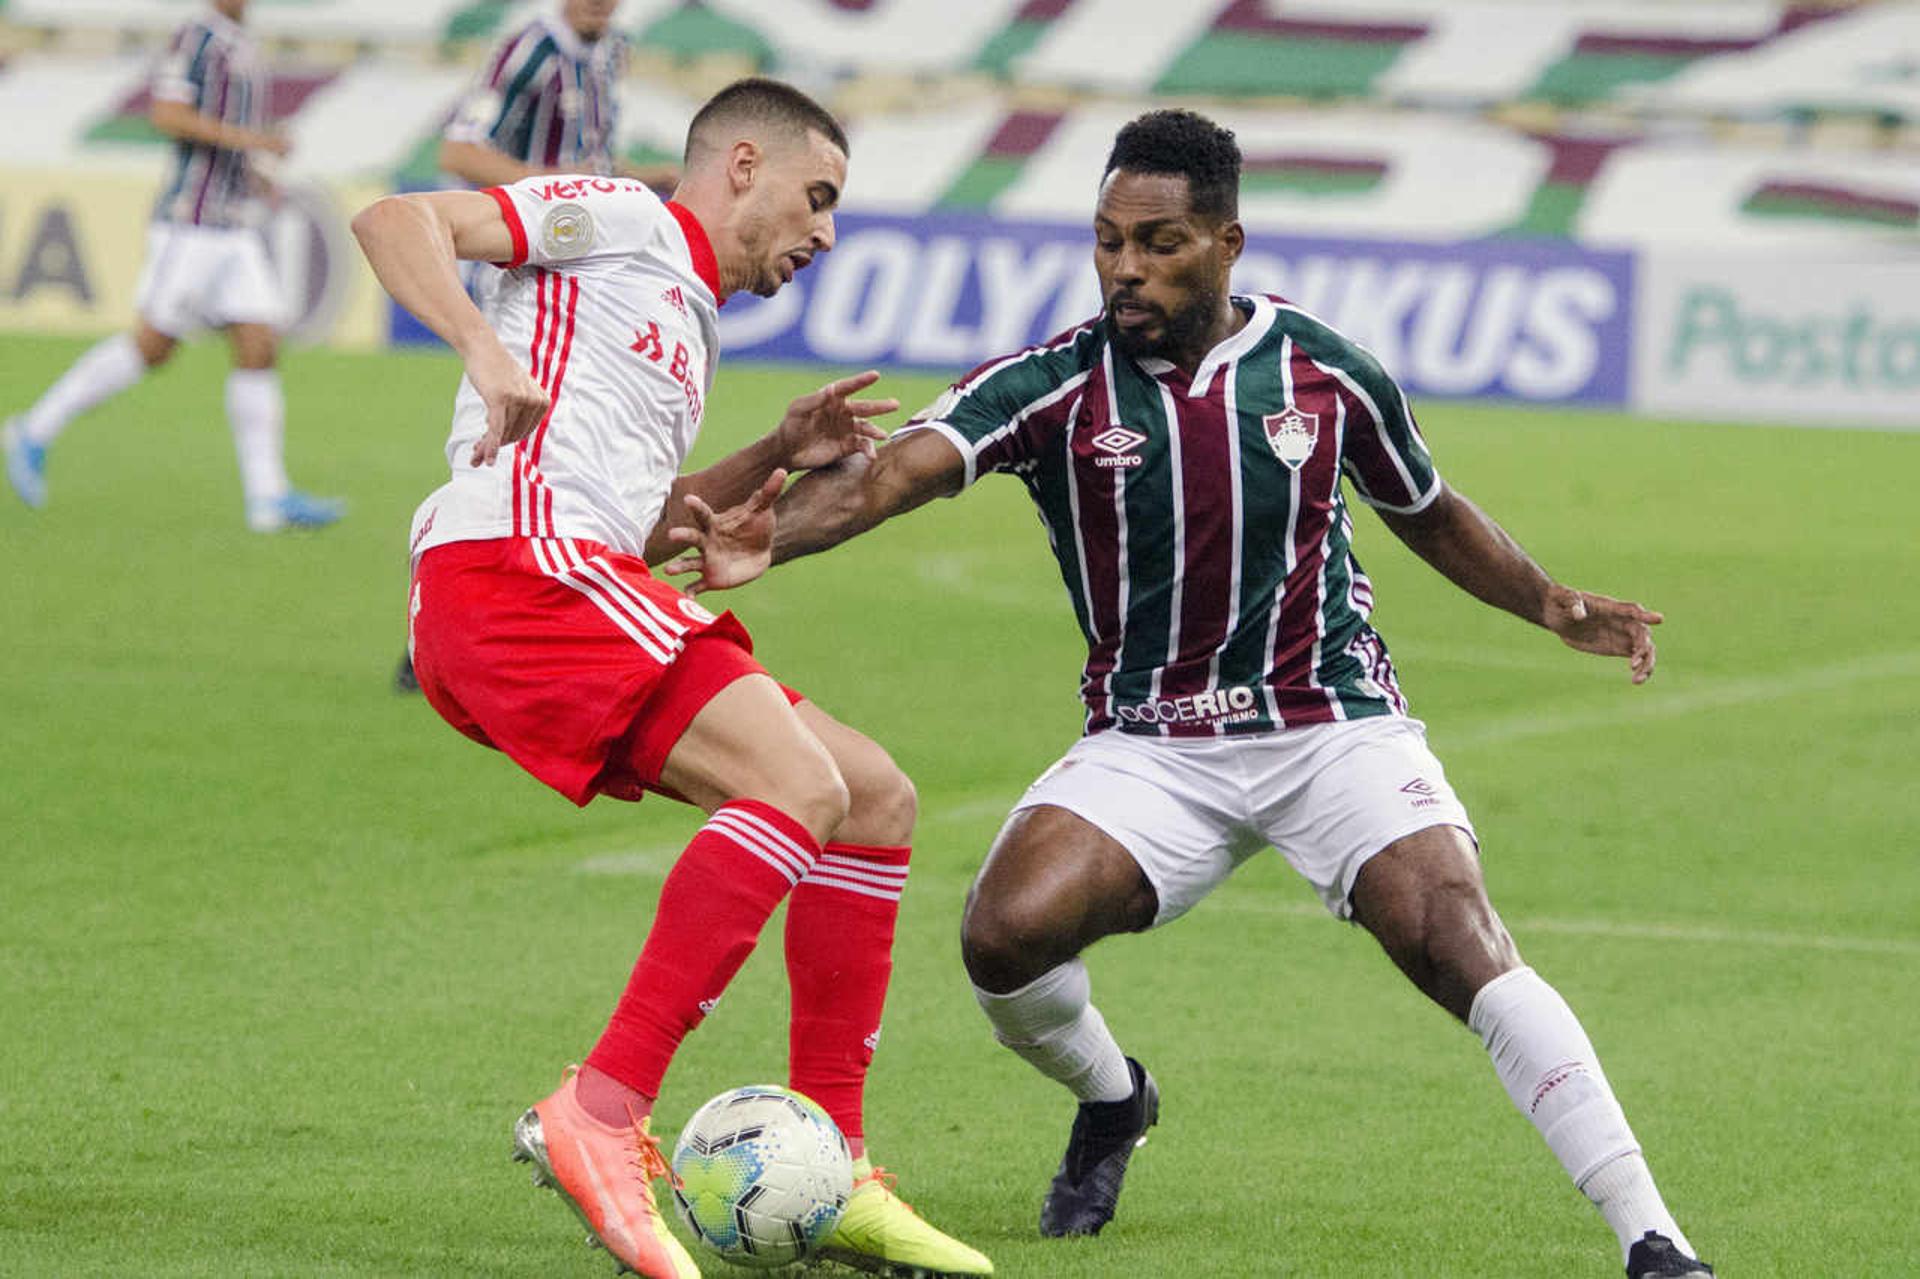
[409,174,723,561]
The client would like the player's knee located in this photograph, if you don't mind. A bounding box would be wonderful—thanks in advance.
[137,332,176,367]
[844,752,916,846]
[960,889,1064,990]
[780,759,851,847]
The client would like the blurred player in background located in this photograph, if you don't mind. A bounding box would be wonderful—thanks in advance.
[395,0,675,691]
[2,0,342,533]
[439,0,677,192]
[672,109,1713,1279]
[353,78,991,1279]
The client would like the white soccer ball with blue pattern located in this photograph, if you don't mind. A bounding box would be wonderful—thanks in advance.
[669,1085,853,1268]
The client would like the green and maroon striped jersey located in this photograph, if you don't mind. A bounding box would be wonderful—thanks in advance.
[903,294,1441,738]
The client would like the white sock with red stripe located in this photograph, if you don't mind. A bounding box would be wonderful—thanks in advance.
[583,799,818,1117]
[974,959,1134,1103]
[784,842,911,1145]
[226,369,290,517]
[1470,966,1693,1261]
[20,333,146,446]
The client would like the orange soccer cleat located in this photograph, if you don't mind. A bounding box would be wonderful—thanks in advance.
[511,1071,701,1278]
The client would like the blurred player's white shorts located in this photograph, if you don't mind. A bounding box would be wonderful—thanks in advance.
[1007,716,1476,925]
[134,221,284,336]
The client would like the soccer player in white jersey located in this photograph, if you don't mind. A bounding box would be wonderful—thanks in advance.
[671,110,1714,1279]
[2,0,341,532]
[351,78,991,1279]
[394,0,673,693]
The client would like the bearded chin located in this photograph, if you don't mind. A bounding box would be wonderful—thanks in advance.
[1108,289,1219,361]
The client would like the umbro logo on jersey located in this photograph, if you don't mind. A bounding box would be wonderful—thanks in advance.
[661,285,686,317]
[1089,425,1147,469]
[1263,406,1319,471]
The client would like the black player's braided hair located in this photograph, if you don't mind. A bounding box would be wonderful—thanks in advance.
[1103,109,1241,222]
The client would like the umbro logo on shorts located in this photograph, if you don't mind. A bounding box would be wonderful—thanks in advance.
[1401,777,1442,809]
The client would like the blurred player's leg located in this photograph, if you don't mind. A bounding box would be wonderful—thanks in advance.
[1353,827,1710,1276]
[4,330,158,508]
[783,703,994,1276]
[225,325,343,532]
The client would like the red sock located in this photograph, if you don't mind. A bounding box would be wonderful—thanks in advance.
[584,800,821,1108]
[784,842,910,1143]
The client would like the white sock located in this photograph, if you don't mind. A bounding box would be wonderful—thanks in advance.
[20,333,147,446]
[226,369,290,513]
[1469,966,1692,1261]
[973,959,1134,1103]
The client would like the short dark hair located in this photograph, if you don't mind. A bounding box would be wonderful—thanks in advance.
[1103,109,1240,221]
[685,77,849,164]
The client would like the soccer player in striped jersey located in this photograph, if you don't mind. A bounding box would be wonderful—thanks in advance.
[352,78,990,1279]
[672,110,1712,1278]
[440,0,676,191]
[2,0,341,532]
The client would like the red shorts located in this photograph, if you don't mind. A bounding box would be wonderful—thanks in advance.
[409,536,799,806]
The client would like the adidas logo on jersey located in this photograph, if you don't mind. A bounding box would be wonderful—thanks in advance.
[661,285,687,317]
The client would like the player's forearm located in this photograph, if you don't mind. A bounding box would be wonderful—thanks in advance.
[1381,486,1557,627]
[150,99,274,153]
[350,197,495,358]
[770,456,900,565]
[439,139,543,189]
[642,434,789,564]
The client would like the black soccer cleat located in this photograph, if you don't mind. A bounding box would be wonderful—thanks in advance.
[1038,1056,1159,1238]
[1626,1231,1714,1278]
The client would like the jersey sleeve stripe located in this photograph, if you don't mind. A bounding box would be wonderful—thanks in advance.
[892,421,979,490]
[484,186,529,268]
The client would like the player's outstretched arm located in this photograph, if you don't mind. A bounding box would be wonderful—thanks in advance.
[351,192,547,466]
[661,430,964,595]
[1377,483,1663,684]
[641,372,895,565]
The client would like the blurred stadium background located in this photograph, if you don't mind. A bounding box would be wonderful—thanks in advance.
[4,0,1919,427]
[3,3,1919,1277]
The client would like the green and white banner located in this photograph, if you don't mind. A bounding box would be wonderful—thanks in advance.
[1637,250,1920,428]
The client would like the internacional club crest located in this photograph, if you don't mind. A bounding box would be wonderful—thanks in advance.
[1262,406,1319,471]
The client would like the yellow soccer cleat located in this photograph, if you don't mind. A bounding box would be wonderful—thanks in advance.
[817,1158,994,1277]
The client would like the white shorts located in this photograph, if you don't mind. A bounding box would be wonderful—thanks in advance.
[1008,716,1476,925]
[133,222,283,337]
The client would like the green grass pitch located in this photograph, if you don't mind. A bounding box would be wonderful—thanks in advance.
[2,333,1917,1277]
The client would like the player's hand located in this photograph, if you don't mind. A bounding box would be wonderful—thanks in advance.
[774,370,896,471]
[467,346,550,467]
[661,470,784,596]
[1543,585,1663,684]
[255,128,293,159]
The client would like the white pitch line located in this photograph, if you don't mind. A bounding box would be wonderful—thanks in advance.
[566,845,1919,960]
[1442,650,1920,749]
[1202,894,1920,958]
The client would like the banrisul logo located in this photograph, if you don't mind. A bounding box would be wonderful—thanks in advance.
[1089,425,1147,468]
[1262,406,1318,470]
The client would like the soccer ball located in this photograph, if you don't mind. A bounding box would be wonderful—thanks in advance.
[669,1085,853,1268]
